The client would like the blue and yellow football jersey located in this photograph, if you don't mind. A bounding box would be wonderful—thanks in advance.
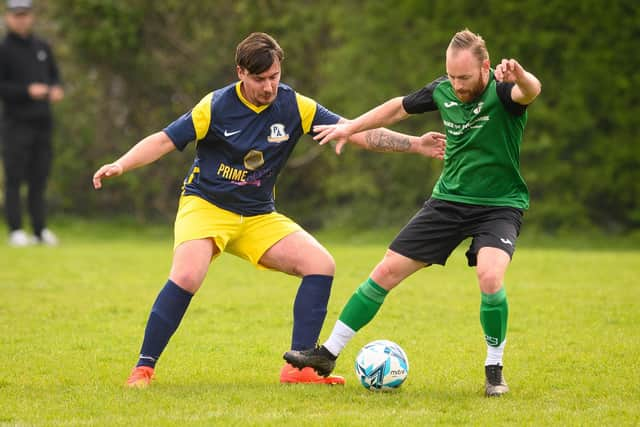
[164,82,340,216]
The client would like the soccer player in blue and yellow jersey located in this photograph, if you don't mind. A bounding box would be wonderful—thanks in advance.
[93,32,446,387]
[285,29,541,396]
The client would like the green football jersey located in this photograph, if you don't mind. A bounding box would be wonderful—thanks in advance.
[403,72,530,209]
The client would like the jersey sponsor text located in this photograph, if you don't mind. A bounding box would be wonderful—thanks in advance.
[217,163,248,182]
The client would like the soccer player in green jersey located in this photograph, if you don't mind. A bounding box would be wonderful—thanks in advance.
[284,29,541,396]
[92,32,445,388]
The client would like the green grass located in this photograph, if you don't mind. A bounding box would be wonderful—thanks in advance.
[1,221,639,426]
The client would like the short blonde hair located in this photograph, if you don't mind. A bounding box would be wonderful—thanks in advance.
[448,29,489,63]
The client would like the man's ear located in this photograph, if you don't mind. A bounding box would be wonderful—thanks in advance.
[236,65,245,80]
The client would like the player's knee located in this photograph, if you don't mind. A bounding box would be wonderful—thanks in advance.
[298,250,335,276]
[373,261,392,279]
[321,253,336,275]
[477,268,503,293]
[312,251,336,276]
[169,271,204,294]
[370,261,402,289]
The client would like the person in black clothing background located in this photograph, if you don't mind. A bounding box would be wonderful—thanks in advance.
[0,0,63,246]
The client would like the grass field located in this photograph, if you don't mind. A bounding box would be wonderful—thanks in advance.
[1,221,639,426]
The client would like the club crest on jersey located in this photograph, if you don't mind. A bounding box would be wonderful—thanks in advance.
[267,123,289,143]
[473,102,484,115]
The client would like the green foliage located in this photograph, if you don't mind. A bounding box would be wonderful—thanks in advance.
[25,0,639,232]
[54,0,146,68]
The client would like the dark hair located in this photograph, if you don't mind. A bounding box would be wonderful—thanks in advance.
[448,29,489,63]
[235,32,284,74]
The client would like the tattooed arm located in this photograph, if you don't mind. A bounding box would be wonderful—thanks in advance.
[341,122,446,159]
[315,97,444,158]
[363,129,412,152]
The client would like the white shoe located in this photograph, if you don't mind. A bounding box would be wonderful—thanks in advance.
[8,229,36,247]
[39,228,59,246]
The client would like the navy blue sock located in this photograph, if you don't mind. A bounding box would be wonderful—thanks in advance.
[291,274,333,351]
[136,280,193,368]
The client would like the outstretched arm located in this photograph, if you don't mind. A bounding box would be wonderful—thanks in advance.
[314,97,410,147]
[344,124,446,159]
[92,131,176,189]
[494,58,541,105]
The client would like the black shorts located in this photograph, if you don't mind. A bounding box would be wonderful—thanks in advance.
[389,198,524,267]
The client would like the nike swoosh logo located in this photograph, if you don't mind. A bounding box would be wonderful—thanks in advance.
[224,129,241,137]
[444,101,458,108]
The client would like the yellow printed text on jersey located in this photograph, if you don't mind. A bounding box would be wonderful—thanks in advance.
[217,163,248,181]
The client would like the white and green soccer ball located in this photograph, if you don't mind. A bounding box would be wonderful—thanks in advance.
[355,340,409,390]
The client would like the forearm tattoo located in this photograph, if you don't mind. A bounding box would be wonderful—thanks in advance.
[364,129,411,152]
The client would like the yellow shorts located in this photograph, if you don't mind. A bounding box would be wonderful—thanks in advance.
[174,195,302,268]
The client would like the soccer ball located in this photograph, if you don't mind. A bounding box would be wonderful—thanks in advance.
[355,340,409,390]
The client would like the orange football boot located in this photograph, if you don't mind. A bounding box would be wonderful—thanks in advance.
[279,363,345,385]
[125,366,155,388]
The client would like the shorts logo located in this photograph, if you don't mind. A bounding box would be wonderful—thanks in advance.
[267,123,289,143]
[500,238,513,246]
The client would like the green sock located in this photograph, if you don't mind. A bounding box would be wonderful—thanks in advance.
[480,287,508,347]
[338,278,388,331]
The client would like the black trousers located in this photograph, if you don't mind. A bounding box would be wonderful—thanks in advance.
[1,119,53,236]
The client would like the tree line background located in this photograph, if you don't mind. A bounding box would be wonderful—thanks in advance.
[2,0,638,234]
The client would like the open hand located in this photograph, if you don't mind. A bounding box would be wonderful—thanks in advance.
[313,123,353,154]
[92,162,124,189]
[416,131,446,159]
